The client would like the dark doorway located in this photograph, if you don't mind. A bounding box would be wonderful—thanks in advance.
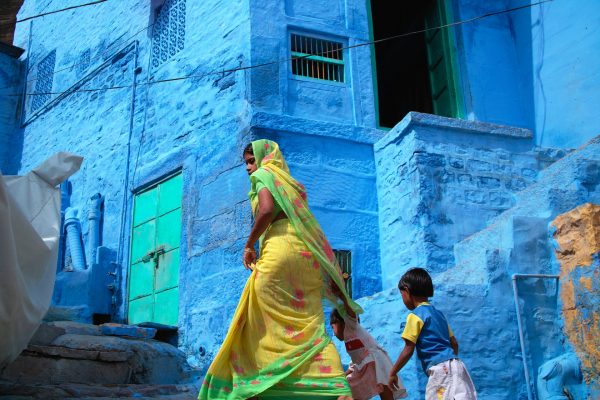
[369,1,461,128]
[370,1,434,128]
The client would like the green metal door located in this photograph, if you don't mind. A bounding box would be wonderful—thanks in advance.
[128,173,182,326]
[425,0,463,118]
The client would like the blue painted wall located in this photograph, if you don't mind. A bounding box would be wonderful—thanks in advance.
[451,0,600,148]
[371,122,600,399]
[0,44,23,175]
[9,0,383,373]
[528,0,600,148]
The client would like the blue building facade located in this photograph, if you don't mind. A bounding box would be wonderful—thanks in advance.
[1,0,599,398]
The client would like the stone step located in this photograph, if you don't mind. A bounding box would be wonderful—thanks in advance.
[440,138,600,285]
[0,382,199,399]
[1,322,199,386]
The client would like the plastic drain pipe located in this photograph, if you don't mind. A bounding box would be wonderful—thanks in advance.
[64,207,86,271]
[87,193,103,267]
[512,273,560,400]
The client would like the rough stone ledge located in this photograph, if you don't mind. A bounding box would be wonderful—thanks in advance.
[24,344,133,362]
[375,112,533,150]
[251,111,385,145]
[0,381,199,399]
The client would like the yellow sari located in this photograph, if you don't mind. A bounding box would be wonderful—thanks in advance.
[199,140,361,399]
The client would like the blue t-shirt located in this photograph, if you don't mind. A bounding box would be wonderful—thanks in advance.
[401,302,456,373]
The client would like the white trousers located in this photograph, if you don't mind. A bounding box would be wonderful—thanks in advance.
[425,359,477,400]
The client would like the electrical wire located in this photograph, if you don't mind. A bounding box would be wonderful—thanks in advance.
[12,20,157,91]
[16,0,108,23]
[8,0,553,98]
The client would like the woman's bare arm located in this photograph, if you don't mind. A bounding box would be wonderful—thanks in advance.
[243,188,274,269]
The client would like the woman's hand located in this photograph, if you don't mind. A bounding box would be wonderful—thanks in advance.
[330,280,343,298]
[388,374,399,391]
[243,247,257,270]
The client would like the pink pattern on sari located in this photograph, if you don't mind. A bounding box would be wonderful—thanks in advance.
[319,365,332,374]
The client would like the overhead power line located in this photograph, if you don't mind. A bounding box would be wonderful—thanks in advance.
[9,0,553,98]
[16,0,108,23]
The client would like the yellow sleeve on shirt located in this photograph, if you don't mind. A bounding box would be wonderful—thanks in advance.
[448,324,455,338]
[401,313,424,344]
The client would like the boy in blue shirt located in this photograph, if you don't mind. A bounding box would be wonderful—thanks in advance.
[388,268,477,400]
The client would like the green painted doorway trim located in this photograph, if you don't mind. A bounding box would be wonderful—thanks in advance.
[365,0,388,131]
[127,171,182,327]
[425,0,465,119]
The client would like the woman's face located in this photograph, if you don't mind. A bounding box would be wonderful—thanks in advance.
[244,152,257,175]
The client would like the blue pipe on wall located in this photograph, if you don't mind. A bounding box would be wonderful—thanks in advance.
[57,180,72,271]
[512,273,561,400]
[64,207,86,271]
[87,193,103,267]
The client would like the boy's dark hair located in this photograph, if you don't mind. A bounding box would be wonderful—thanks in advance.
[243,143,253,157]
[330,309,344,325]
[398,268,434,297]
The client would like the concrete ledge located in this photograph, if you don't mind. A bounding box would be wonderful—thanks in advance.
[0,382,199,399]
[251,111,385,144]
[375,112,533,150]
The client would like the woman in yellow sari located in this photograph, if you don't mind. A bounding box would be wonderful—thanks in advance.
[198,139,363,400]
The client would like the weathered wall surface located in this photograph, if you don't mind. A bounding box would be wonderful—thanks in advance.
[12,0,254,369]
[373,112,562,288]
[248,0,376,127]
[0,44,22,174]
[552,203,600,399]
[366,132,600,398]
[453,0,535,130]
[9,0,383,373]
[452,0,600,148]
[528,0,600,149]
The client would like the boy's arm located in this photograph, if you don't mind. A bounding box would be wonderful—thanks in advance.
[448,324,459,355]
[388,339,415,388]
[450,335,459,355]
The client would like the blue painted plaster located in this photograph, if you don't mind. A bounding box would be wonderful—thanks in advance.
[0,44,23,175]
[374,112,548,288]
[367,135,600,399]
[528,0,600,148]
[452,0,600,148]
[7,0,383,374]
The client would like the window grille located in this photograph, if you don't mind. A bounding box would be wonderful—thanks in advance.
[334,249,352,297]
[151,0,186,70]
[76,49,90,77]
[31,50,56,112]
[290,34,344,82]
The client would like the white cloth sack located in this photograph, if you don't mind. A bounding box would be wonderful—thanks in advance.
[426,359,477,400]
[0,152,83,367]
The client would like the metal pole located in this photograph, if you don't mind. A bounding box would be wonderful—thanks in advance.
[511,273,560,400]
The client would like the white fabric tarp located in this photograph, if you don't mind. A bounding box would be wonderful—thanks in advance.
[0,152,83,367]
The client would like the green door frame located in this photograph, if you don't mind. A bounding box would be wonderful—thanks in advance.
[127,171,182,327]
[425,0,465,119]
[365,0,386,130]
[365,0,464,127]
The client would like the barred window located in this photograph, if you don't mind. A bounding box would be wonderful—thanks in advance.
[31,50,56,112]
[334,249,352,297]
[151,0,186,70]
[290,34,344,83]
